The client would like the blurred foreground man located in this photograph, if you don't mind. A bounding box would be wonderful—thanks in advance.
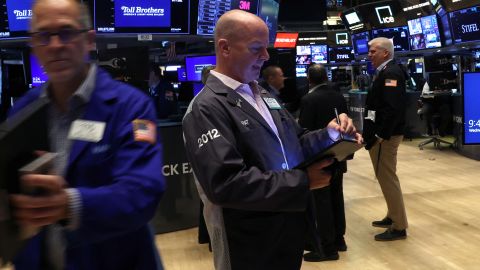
[182,9,361,270]
[8,0,165,269]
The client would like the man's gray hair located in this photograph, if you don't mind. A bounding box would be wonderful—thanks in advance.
[31,0,92,30]
[368,37,394,59]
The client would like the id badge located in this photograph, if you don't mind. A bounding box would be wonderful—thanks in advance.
[263,97,282,110]
[367,110,376,122]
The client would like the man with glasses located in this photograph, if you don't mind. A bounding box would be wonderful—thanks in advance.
[8,0,165,269]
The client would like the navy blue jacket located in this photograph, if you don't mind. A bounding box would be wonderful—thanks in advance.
[10,68,165,270]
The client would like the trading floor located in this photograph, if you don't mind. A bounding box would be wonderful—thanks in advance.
[155,137,480,270]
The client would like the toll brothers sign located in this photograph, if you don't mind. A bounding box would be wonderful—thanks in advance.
[121,6,165,16]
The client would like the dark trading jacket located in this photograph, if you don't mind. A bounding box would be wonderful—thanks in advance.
[363,60,406,145]
[182,74,333,270]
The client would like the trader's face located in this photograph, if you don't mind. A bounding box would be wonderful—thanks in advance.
[269,67,285,90]
[221,21,270,83]
[368,42,388,69]
[30,0,95,84]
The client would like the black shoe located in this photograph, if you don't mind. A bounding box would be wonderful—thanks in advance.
[374,228,407,241]
[336,238,347,252]
[372,217,393,228]
[303,251,339,262]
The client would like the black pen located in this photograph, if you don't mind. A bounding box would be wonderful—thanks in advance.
[334,107,344,140]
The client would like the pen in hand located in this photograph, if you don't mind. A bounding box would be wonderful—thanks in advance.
[334,107,344,140]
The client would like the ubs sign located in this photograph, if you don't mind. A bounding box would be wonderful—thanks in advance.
[375,5,395,24]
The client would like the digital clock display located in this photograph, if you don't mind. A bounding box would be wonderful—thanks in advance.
[463,72,480,144]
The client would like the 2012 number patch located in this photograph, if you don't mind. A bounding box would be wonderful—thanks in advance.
[198,129,221,148]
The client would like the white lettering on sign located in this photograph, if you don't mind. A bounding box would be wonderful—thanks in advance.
[121,6,165,17]
[462,24,479,34]
[162,163,193,176]
[375,6,395,24]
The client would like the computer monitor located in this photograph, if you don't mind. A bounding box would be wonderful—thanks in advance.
[463,72,480,144]
[424,54,455,72]
[328,47,354,63]
[185,55,216,82]
[407,15,442,50]
[371,26,410,51]
[351,31,370,55]
[428,71,457,90]
[449,6,480,44]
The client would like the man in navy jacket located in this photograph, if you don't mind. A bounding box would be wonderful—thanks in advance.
[8,0,165,269]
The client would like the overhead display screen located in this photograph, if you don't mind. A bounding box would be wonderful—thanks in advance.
[274,32,298,48]
[372,26,410,51]
[0,0,34,38]
[185,55,216,82]
[30,54,48,87]
[463,72,480,144]
[408,14,442,50]
[196,0,279,44]
[93,0,190,34]
[442,0,479,12]
[351,31,370,55]
[328,47,354,63]
[449,6,480,44]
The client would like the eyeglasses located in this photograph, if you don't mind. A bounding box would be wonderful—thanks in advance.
[29,29,88,47]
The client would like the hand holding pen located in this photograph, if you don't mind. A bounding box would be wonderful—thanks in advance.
[327,108,363,144]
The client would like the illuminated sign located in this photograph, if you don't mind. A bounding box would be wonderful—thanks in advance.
[336,33,349,45]
[375,5,395,24]
[345,12,360,25]
[274,32,299,48]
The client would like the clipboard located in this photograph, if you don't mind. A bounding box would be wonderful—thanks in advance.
[295,138,364,169]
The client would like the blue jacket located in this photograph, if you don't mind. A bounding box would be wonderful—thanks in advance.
[10,68,165,270]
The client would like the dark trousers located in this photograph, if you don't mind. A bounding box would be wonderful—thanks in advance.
[308,170,346,255]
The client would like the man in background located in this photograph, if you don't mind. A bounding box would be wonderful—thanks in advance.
[9,0,165,269]
[260,65,285,99]
[363,37,408,241]
[298,64,349,261]
[182,9,361,270]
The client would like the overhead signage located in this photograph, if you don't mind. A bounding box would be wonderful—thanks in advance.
[375,5,395,24]
[274,32,299,48]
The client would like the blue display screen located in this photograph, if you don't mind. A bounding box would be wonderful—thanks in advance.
[30,54,48,87]
[449,6,480,44]
[372,26,410,51]
[185,55,216,82]
[177,67,187,82]
[463,72,480,144]
[352,31,370,55]
[114,0,170,28]
[6,0,33,31]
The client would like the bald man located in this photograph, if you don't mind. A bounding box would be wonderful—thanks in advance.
[8,0,165,269]
[182,10,361,270]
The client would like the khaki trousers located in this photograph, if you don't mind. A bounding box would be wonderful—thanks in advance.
[368,135,408,230]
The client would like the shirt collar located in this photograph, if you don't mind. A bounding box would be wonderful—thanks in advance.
[40,64,97,108]
[376,59,393,74]
[210,70,259,96]
[308,83,327,94]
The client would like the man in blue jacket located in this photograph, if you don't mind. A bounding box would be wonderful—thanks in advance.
[8,0,165,269]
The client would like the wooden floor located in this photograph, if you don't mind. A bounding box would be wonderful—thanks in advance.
[155,138,480,270]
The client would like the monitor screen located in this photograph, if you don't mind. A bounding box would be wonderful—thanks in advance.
[408,15,442,50]
[442,0,479,12]
[351,31,370,55]
[177,67,187,82]
[185,55,216,82]
[424,54,455,72]
[328,47,354,63]
[440,13,453,46]
[372,26,410,51]
[93,0,190,34]
[0,0,34,38]
[311,45,328,64]
[449,6,480,44]
[30,55,48,88]
[274,32,298,48]
[463,72,480,144]
[196,0,279,44]
[428,71,457,90]
[295,64,308,77]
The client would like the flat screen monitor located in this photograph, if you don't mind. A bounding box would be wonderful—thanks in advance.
[372,26,410,51]
[29,55,48,88]
[428,71,457,90]
[442,0,479,12]
[311,45,328,64]
[295,64,308,78]
[295,45,327,65]
[196,0,279,44]
[344,11,361,25]
[93,0,190,34]
[424,54,455,72]
[185,55,216,82]
[440,12,453,46]
[449,6,480,44]
[463,72,480,144]
[328,47,354,63]
[351,31,370,55]
[408,15,442,50]
[177,67,187,82]
[0,0,34,38]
